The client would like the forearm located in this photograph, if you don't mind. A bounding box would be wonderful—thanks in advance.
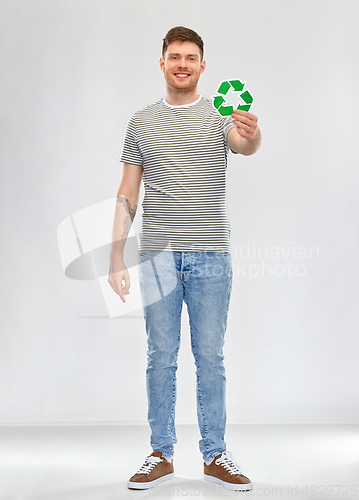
[109,194,138,271]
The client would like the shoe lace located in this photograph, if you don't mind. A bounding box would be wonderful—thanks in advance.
[215,451,242,476]
[136,455,162,475]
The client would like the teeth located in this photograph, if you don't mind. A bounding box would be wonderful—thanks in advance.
[176,74,189,77]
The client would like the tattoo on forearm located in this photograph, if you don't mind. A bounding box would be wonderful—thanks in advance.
[117,196,138,240]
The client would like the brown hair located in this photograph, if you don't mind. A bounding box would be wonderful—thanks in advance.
[162,26,204,61]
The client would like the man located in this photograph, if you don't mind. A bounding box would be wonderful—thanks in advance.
[108,26,261,491]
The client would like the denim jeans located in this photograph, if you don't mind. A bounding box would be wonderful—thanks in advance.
[138,250,233,462]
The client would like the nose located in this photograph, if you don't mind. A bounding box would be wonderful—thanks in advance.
[177,57,188,68]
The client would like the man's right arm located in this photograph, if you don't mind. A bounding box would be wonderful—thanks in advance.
[108,162,143,303]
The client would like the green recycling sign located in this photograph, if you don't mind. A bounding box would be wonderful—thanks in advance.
[212,79,254,116]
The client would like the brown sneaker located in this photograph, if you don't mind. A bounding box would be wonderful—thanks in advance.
[204,451,252,491]
[127,451,174,490]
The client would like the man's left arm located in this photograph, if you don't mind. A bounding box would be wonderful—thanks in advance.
[227,109,261,156]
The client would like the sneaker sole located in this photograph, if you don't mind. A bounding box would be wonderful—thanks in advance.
[128,472,174,490]
[204,473,253,491]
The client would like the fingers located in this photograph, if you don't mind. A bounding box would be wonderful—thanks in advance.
[232,120,252,133]
[232,109,257,121]
[231,109,258,140]
[118,273,130,303]
[235,127,248,138]
[118,283,126,304]
[122,273,131,301]
[108,269,131,303]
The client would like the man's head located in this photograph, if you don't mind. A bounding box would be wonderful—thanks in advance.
[160,27,206,95]
[162,26,204,61]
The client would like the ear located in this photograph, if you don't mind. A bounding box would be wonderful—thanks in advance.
[200,59,206,74]
[159,57,165,73]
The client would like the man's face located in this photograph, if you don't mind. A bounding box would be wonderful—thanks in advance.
[159,40,206,93]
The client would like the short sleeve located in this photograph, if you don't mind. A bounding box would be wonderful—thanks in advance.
[222,115,236,142]
[221,115,238,155]
[119,114,143,166]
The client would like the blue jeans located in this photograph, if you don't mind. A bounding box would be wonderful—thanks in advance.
[138,250,233,462]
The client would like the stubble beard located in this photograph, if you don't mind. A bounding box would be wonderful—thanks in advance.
[165,72,200,94]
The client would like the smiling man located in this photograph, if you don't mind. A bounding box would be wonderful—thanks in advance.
[108,26,261,491]
[160,43,205,99]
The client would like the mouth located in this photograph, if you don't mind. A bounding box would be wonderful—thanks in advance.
[174,73,190,79]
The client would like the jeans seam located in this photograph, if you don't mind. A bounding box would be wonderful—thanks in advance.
[190,337,208,452]
[166,312,181,447]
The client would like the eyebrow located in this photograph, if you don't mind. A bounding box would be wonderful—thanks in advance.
[167,53,199,57]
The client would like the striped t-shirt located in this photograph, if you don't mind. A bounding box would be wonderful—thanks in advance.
[120,95,236,253]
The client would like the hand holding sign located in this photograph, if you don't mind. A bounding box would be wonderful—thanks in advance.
[212,79,258,141]
[231,108,259,140]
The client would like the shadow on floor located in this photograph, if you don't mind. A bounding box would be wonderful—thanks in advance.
[30,477,309,500]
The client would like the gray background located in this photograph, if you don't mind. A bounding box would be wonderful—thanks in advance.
[1,0,358,424]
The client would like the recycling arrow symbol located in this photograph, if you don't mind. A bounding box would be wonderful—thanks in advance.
[212,79,254,116]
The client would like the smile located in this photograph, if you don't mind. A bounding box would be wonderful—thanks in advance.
[174,73,190,78]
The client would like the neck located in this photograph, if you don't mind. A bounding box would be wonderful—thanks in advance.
[164,85,200,106]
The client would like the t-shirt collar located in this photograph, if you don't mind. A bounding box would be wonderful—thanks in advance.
[162,95,202,108]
